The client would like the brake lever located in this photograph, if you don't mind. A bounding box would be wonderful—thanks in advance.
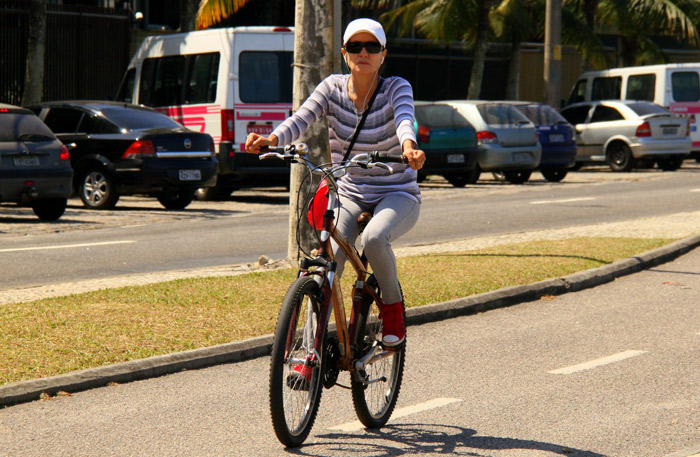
[367,162,394,173]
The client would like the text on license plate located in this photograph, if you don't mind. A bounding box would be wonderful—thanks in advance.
[13,156,40,167]
[247,124,273,135]
[447,154,465,164]
[662,127,678,135]
[548,134,564,143]
[179,169,201,181]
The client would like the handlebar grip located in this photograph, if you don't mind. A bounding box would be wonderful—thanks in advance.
[260,145,288,154]
[369,151,409,164]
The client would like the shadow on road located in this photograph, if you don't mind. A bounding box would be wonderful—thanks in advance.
[286,424,605,456]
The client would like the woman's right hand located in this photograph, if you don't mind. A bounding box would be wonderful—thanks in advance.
[245,133,278,154]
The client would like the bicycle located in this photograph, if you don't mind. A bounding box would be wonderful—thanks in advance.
[261,143,408,447]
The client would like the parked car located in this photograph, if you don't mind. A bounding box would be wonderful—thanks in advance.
[508,102,577,182]
[560,100,691,171]
[443,101,542,184]
[29,101,218,210]
[414,102,479,187]
[0,104,73,220]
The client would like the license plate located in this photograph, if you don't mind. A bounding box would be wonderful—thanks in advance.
[246,124,273,135]
[513,152,531,162]
[662,127,678,135]
[179,169,201,181]
[447,154,465,164]
[13,156,40,167]
[548,134,564,143]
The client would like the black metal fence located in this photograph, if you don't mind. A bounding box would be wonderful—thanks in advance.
[0,1,131,106]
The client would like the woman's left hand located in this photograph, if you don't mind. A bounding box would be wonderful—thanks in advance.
[402,144,426,170]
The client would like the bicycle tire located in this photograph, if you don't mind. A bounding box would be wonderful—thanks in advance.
[350,275,405,428]
[269,276,326,447]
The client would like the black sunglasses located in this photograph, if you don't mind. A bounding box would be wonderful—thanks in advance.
[344,41,384,54]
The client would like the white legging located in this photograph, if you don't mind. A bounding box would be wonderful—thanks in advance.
[331,193,420,304]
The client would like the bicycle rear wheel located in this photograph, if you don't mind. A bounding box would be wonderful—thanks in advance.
[350,276,405,428]
[269,276,325,447]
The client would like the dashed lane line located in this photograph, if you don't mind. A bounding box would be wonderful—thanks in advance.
[0,241,136,253]
[548,350,648,375]
[530,197,596,205]
[329,397,463,432]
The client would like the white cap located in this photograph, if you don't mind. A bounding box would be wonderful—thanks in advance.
[343,18,386,47]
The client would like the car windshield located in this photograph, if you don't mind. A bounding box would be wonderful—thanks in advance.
[627,102,669,117]
[515,104,568,125]
[416,105,472,129]
[99,107,183,131]
[0,113,56,142]
[476,103,531,126]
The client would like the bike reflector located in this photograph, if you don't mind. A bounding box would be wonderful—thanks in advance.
[307,179,329,230]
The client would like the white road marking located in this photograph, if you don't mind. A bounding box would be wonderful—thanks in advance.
[548,350,647,375]
[691,188,700,193]
[329,397,463,432]
[0,241,136,253]
[530,197,596,205]
[662,444,700,457]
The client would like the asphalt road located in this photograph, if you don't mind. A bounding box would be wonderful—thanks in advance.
[1,236,698,457]
[1,166,700,290]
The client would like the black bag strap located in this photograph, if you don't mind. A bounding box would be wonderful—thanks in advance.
[342,77,383,163]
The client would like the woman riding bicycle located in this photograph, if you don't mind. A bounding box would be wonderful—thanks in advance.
[246,18,425,348]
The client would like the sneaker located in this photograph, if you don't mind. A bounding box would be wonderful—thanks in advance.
[286,360,312,391]
[378,301,406,347]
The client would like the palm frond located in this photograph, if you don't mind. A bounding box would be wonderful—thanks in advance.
[196,0,254,30]
[561,5,611,68]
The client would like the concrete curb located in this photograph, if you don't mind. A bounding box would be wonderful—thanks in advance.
[3,233,700,408]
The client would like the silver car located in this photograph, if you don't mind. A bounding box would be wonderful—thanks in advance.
[560,100,691,171]
[444,101,542,184]
[0,104,73,220]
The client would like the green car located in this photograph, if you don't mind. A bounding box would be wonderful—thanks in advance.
[414,102,479,187]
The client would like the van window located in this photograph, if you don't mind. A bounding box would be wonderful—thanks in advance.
[152,56,185,107]
[626,74,655,101]
[138,53,220,107]
[591,76,621,100]
[116,68,136,103]
[239,51,293,103]
[671,71,700,102]
[568,79,587,105]
[185,53,220,104]
[590,105,623,122]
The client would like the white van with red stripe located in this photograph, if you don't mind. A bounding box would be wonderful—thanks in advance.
[566,63,700,157]
[116,26,294,198]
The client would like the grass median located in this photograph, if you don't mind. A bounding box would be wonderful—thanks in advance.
[1,236,673,386]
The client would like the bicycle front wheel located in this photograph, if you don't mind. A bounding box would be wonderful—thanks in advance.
[269,276,325,447]
[351,276,405,428]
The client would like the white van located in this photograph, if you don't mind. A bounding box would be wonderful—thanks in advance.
[566,63,700,153]
[116,26,294,198]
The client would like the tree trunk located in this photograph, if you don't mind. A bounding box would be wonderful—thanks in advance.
[288,0,335,261]
[467,0,492,100]
[22,0,47,106]
[179,0,198,32]
[505,38,520,100]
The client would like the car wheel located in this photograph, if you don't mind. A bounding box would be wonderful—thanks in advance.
[444,169,476,188]
[158,190,195,210]
[503,170,532,184]
[416,171,427,183]
[469,165,481,184]
[31,198,67,221]
[540,168,568,182]
[607,143,633,172]
[656,156,684,171]
[78,167,119,209]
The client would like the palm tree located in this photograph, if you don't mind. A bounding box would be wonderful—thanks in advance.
[196,0,254,29]
[22,0,47,106]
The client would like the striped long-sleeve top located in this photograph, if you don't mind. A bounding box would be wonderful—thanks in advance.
[271,74,421,204]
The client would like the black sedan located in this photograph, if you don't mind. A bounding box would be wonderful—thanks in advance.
[29,101,217,210]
